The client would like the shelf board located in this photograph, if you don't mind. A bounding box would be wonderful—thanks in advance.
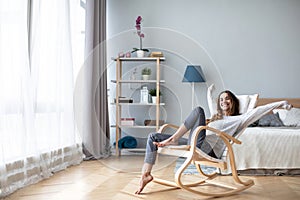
[113,57,165,62]
[111,80,165,83]
[111,148,146,155]
[120,125,157,129]
[110,103,165,106]
[111,125,157,129]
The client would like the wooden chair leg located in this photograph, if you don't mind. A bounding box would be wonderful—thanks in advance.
[195,163,218,178]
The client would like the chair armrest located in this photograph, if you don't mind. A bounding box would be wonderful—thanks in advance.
[204,126,241,145]
[221,132,241,145]
[206,119,211,125]
[190,126,242,152]
[189,126,244,178]
[158,123,179,133]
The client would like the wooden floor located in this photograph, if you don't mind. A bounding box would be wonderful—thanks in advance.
[4,155,300,200]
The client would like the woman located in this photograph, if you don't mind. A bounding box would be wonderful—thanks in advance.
[135,90,291,195]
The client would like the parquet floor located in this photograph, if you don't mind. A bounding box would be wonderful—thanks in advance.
[4,155,300,200]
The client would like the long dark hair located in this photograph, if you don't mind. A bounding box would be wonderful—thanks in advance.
[211,90,240,121]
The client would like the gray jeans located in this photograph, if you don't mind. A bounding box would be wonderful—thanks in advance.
[144,107,215,164]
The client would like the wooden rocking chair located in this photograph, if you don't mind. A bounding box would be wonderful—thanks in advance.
[153,124,254,197]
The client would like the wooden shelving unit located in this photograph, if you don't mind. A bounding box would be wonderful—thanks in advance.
[112,57,165,156]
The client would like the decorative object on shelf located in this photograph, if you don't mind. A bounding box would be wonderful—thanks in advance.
[118,52,125,58]
[120,118,135,126]
[141,67,151,80]
[136,50,145,58]
[115,135,137,149]
[144,119,165,126]
[125,52,131,58]
[129,67,138,89]
[150,51,164,57]
[114,97,133,103]
[131,16,149,57]
[140,86,149,103]
[182,65,206,109]
[149,88,162,96]
[149,88,162,103]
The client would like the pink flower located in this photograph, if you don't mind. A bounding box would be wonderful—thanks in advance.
[135,24,141,31]
[132,16,149,52]
[135,16,144,39]
[136,16,142,24]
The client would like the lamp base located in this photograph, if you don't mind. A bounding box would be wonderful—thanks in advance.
[192,82,195,110]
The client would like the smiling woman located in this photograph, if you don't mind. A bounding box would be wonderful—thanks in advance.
[135,86,292,194]
[219,91,240,116]
[209,90,240,122]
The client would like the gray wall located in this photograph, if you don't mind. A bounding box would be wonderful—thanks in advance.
[107,0,300,141]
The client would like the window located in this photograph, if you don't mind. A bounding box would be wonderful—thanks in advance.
[0,1,86,197]
[0,0,85,170]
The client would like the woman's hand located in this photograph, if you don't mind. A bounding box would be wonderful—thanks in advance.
[282,101,293,110]
[208,83,215,92]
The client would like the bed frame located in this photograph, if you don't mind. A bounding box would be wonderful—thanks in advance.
[256,98,300,108]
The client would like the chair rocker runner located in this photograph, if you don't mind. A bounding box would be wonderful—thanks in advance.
[153,124,254,197]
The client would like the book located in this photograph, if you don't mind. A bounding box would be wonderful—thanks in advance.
[114,97,133,103]
[121,118,135,126]
[149,52,164,57]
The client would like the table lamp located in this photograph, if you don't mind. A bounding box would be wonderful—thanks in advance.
[182,65,206,109]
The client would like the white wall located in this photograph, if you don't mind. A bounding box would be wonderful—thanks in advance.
[107,0,300,130]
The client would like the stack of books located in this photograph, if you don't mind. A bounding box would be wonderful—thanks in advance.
[114,97,133,103]
[149,52,164,57]
[144,119,165,126]
[120,118,135,126]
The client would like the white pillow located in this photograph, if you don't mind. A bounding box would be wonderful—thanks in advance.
[273,109,288,121]
[207,86,258,117]
[281,108,300,127]
[236,95,250,114]
[247,94,259,111]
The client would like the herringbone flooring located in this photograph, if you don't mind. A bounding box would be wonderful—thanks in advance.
[4,155,300,200]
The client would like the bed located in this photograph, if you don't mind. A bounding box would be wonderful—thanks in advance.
[222,98,300,175]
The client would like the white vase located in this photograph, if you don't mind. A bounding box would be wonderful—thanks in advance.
[136,50,144,58]
[151,96,162,103]
[142,75,150,80]
[151,96,157,104]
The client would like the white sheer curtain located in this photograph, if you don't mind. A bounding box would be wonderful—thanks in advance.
[0,0,83,197]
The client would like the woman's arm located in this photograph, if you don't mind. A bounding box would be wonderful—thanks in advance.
[207,84,217,117]
[240,100,292,127]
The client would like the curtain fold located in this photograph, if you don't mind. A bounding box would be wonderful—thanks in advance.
[75,0,110,159]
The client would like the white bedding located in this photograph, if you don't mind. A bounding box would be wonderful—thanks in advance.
[222,127,300,174]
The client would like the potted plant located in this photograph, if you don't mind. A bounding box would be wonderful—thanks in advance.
[141,67,151,80]
[131,16,149,57]
[149,88,162,103]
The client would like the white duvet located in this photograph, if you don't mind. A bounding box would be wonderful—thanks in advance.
[222,127,300,173]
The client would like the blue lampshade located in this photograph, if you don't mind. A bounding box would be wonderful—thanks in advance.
[182,65,206,82]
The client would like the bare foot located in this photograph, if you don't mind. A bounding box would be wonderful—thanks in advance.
[153,137,178,147]
[135,172,153,194]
